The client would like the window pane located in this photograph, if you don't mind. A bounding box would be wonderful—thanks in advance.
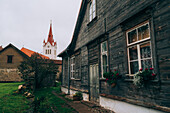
[102,42,107,52]
[128,29,137,44]
[141,59,152,69]
[73,65,75,71]
[7,56,13,63]
[93,0,95,5]
[93,11,96,18]
[90,7,92,15]
[138,24,150,40]
[129,46,138,60]
[140,42,151,59]
[73,58,75,64]
[89,3,92,21]
[102,55,107,73]
[103,65,107,74]
[93,3,95,11]
[102,55,107,66]
[130,61,139,74]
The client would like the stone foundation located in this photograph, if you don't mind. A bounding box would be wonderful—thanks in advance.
[0,69,22,82]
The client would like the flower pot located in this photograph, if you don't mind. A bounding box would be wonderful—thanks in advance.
[73,96,81,101]
[111,83,116,88]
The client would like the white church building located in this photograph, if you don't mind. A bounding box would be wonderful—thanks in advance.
[43,22,57,59]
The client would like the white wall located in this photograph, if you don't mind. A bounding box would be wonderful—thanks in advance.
[43,42,57,59]
[100,96,164,113]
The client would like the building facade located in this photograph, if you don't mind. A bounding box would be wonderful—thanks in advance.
[43,22,57,60]
[58,0,170,113]
[0,44,28,82]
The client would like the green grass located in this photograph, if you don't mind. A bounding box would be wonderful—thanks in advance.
[33,82,76,113]
[0,82,75,113]
[0,82,30,113]
[0,82,24,98]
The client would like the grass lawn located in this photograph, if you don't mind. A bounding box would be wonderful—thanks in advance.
[33,83,76,113]
[0,82,76,113]
[0,82,30,113]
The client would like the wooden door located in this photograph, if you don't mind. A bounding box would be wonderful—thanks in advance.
[90,64,99,102]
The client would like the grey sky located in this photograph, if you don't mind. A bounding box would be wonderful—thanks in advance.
[0,0,81,59]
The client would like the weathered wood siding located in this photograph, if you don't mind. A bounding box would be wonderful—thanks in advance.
[62,57,68,86]
[62,0,170,108]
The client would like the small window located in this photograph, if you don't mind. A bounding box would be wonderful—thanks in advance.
[7,55,13,63]
[70,56,75,79]
[46,50,47,54]
[54,50,56,55]
[101,41,108,78]
[126,22,153,75]
[89,0,96,22]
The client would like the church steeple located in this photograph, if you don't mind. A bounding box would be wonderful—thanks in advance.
[43,21,57,59]
[47,21,54,45]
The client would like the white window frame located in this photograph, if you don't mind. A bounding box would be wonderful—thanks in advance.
[70,56,75,79]
[101,41,108,78]
[89,0,96,22]
[126,22,153,75]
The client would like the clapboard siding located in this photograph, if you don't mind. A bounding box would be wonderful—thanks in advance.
[60,0,170,110]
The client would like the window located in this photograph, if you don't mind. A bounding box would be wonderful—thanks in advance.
[126,22,153,75]
[70,57,75,79]
[101,41,108,78]
[49,49,51,54]
[54,50,56,55]
[46,49,47,54]
[7,55,13,63]
[89,0,96,22]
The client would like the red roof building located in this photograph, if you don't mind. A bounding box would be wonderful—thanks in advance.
[0,46,3,51]
[21,47,50,59]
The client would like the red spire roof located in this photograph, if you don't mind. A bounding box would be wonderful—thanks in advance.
[47,23,54,45]
[43,22,56,46]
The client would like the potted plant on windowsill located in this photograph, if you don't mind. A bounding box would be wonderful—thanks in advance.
[73,91,82,101]
[133,68,156,88]
[103,69,121,88]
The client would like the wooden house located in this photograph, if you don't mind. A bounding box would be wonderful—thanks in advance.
[58,0,170,112]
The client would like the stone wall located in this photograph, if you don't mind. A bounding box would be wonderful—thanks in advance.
[0,69,22,82]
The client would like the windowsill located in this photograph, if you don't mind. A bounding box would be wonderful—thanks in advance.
[124,74,159,83]
[100,78,106,81]
[70,78,81,81]
[87,16,97,27]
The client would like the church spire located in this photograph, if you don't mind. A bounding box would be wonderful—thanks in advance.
[47,21,54,45]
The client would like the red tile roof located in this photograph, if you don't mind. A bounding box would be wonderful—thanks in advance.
[53,60,62,65]
[0,46,3,51]
[21,47,50,59]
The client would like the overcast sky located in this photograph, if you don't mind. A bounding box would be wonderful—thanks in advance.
[0,0,82,59]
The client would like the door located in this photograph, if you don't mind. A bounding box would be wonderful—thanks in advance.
[90,64,99,102]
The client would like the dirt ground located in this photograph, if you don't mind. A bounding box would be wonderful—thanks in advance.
[52,91,115,113]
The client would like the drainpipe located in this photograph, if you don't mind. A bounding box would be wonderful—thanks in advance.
[66,51,70,95]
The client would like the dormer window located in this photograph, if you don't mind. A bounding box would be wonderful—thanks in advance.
[89,0,96,22]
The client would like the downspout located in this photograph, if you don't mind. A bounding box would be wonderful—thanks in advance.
[66,51,70,95]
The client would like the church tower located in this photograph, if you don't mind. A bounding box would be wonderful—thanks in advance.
[43,21,57,59]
